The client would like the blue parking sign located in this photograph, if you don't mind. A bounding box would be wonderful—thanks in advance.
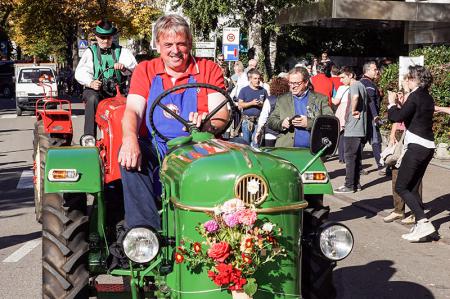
[222,45,239,61]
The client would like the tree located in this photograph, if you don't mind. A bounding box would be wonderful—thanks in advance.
[174,0,305,77]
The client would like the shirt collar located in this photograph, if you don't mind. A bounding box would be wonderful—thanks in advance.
[293,89,309,99]
[155,54,200,77]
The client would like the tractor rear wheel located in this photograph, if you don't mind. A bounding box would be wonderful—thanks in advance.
[42,192,89,299]
[33,120,70,223]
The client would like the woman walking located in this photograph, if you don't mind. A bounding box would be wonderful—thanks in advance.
[387,65,437,242]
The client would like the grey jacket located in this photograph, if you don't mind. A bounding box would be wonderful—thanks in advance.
[267,91,333,147]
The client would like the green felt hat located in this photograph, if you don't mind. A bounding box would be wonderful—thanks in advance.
[94,19,118,37]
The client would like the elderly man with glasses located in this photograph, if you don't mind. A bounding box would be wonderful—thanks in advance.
[267,66,333,148]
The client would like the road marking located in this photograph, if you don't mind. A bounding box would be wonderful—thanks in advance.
[2,239,41,263]
[16,170,34,189]
[1,114,16,119]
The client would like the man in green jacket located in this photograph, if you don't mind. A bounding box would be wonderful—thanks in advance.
[268,66,333,148]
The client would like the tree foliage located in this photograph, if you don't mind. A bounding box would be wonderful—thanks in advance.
[6,0,160,64]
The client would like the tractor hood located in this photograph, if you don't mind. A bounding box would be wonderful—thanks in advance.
[160,139,304,209]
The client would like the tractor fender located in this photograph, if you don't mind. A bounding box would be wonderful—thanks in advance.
[44,147,102,193]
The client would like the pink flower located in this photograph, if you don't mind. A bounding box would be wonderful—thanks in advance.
[204,220,219,233]
[237,209,257,226]
[223,213,240,227]
[221,198,245,214]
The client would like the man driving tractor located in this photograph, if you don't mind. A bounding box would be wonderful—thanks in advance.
[75,19,137,137]
[118,14,230,230]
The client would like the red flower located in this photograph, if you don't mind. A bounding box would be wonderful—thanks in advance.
[241,253,252,264]
[245,238,253,249]
[193,242,202,253]
[174,252,184,264]
[208,242,231,262]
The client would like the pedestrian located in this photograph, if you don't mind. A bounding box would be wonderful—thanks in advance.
[267,66,333,148]
[360,61,384,174]
[332,66,354,164]
[75,19,137,137]
[237,69,267,146]
[230,61,247,100]
[334,71,369,193]
[118,14,229,232]
[387,65,437,242]
[311,63,333,106]
[254,77,290,147]
[330,65,343,99]
[383,75,422,224]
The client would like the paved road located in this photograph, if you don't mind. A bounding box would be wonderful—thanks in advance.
[0,97,449,298]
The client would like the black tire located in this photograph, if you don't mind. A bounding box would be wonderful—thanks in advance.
[42,193,89,299]
[301,195,337,299]
[33,120,71,223]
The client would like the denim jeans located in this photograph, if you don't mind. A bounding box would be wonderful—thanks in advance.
[241,118,257,147]
[120,139,161,229]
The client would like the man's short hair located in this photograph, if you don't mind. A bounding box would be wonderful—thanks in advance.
[154,14,192,46]
[289,66,310,82]
[247,68,261,79]
[340,66,355,78]
[362,61,377,74]
[331,65,341,76]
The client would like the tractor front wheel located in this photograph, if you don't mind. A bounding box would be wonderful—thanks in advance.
[42,193,89,298]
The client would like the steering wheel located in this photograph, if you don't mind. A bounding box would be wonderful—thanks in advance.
[149,83,236,142]
[97,66,119,97]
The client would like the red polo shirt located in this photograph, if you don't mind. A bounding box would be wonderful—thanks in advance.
[128,56,225,114]
[311,73,333,106]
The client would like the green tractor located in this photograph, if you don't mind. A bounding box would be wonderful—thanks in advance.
[35,83,353,299]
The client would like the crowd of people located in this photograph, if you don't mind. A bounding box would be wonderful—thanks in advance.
[73,14,448,245]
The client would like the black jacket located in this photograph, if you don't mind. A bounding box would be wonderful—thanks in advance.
[388,87,434,141]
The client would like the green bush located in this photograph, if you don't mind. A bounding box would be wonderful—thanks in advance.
[378,45,450,143]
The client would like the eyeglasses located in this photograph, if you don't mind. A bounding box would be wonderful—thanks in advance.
[288,81,306,87]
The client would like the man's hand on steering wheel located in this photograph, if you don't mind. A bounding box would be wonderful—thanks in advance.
[114,62,125,71]
[188,112,207,130]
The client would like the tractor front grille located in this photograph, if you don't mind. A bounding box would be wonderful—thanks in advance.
[234,174,268,207]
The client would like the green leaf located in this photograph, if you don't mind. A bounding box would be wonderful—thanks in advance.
[243,278,257,296]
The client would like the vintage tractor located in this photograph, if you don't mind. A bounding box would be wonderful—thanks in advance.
[35,82,354,299]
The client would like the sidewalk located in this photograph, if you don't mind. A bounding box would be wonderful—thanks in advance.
[325,147,450,245]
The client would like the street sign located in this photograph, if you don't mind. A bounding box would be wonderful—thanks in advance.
[222,45,239,61]
[78,40,88,49]
[195,41,215,49]
[222,28,240,46]
[222,27,240,61]
[196,48,215,58]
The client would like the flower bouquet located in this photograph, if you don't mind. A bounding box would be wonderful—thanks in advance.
[175,198,286,298]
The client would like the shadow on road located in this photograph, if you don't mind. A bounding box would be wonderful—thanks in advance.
[0,231,41,250]
[0,165,34,212]
[426,193,450,231]
[334,260,434,299]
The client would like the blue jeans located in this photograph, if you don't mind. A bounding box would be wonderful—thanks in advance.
[242,118,257,147]
[119,139,161,230]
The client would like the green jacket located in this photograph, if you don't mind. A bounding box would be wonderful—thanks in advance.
[267,91,333,147]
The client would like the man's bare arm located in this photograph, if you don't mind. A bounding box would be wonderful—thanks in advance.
[118,94,146,170]
[207,92,231,132]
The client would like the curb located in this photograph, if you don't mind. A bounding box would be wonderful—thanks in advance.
[430,159,450,170]
[325,193,450,247]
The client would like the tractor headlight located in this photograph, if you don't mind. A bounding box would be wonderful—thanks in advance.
[123,227,160,263]
[318,223,353,261]
[80,134,96,147]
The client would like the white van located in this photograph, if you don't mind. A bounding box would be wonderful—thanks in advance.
[14,63,58,116]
